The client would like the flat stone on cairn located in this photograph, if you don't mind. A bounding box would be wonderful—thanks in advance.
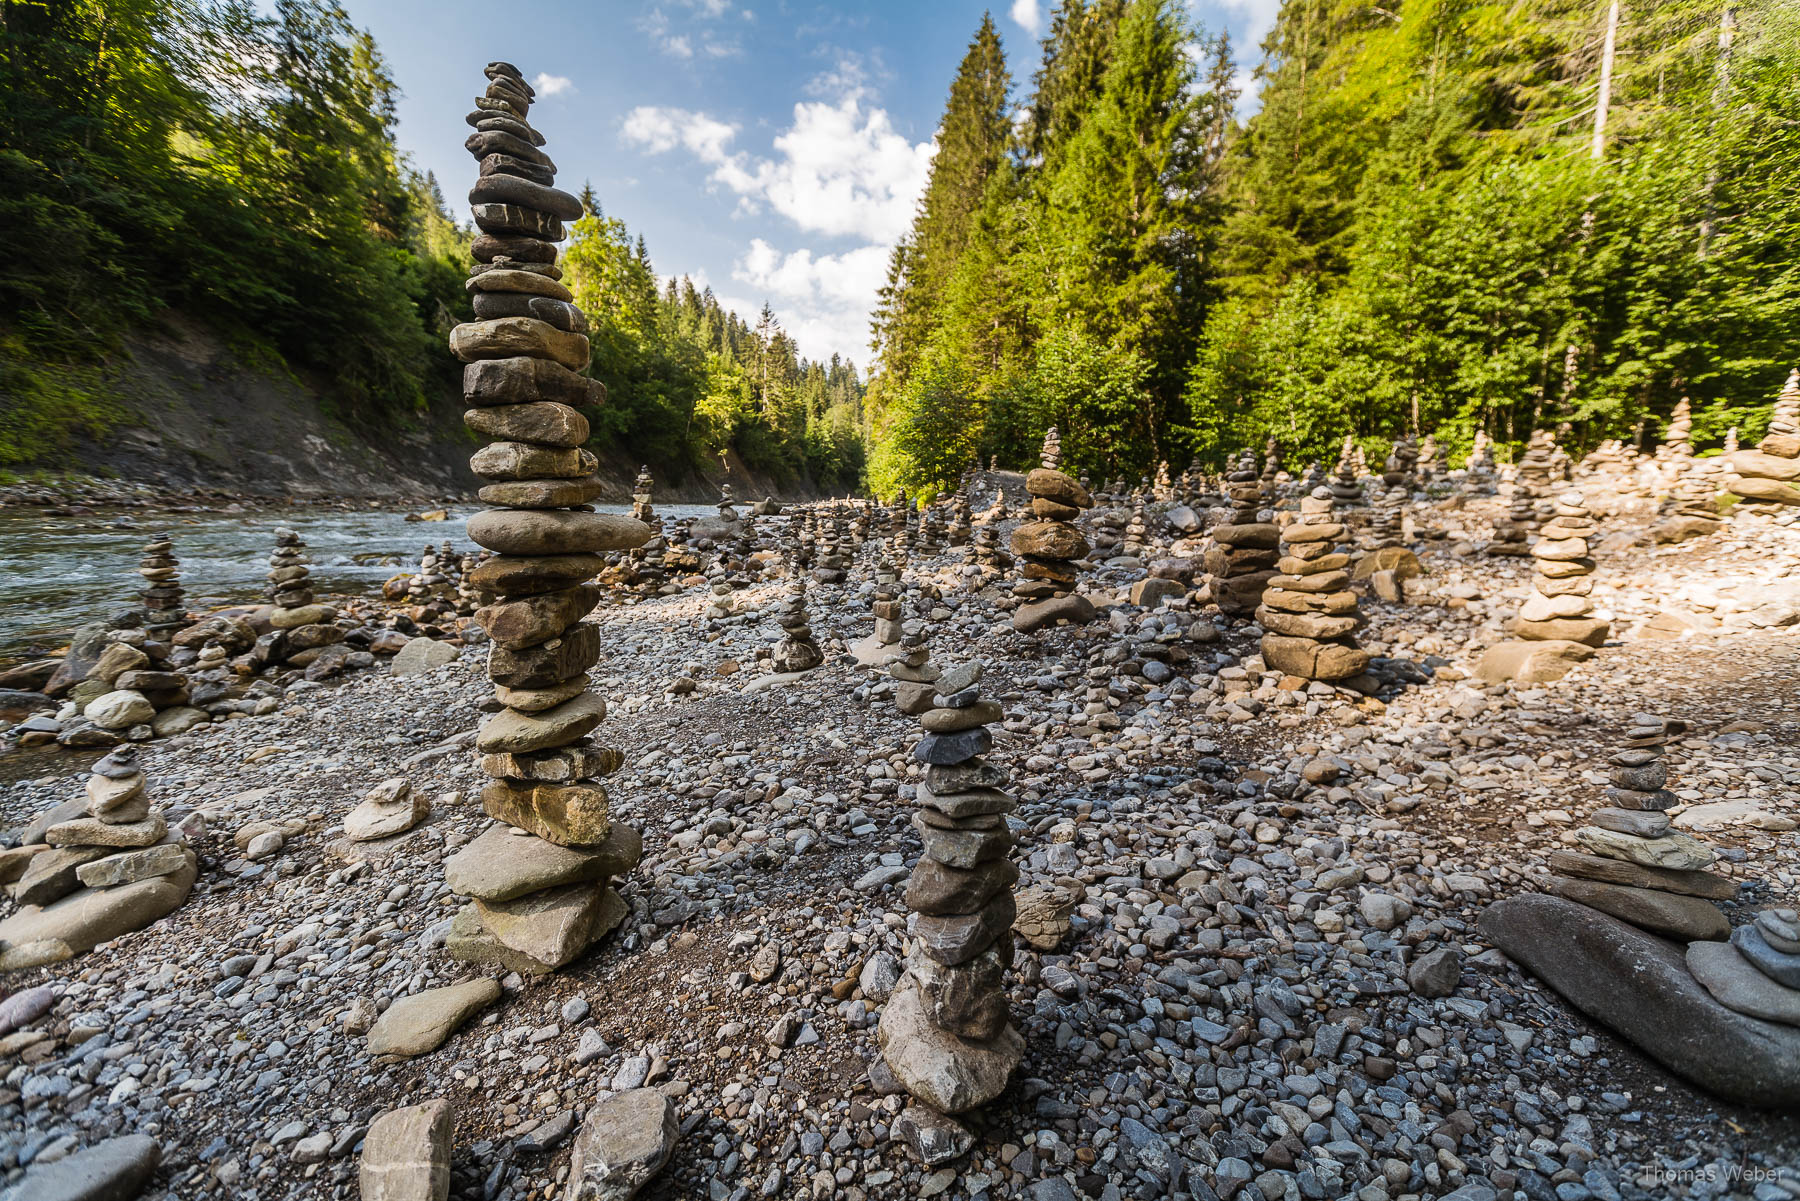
[1725,368,1800,507]
[138,533,187,634]
[878,659,1023,1123]
[447,61,644,976]
[1258,488,1369,681]
[1205,449,1278,618]
[0,746,196,967]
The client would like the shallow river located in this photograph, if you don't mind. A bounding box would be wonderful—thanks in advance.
[0,504,716,663]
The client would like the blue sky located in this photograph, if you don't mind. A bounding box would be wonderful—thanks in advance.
[339,0,1280,368]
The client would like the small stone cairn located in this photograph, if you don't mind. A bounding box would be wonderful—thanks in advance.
[812,517,851,585]
[1462,430,1497,495]
[1516,429,1556,508]
[444,60,645,975]
[1655,398,1723,540]
[889,608,937,716]
[1485,467,1532,556]
[946,480,972,547]
[1258,487,1368,681]
[1205,450,1278,618]
[771,578,824,675]
[138,534,186,635]
[1119,492,1149,563]
[1725,368,1800,507]
[1545,717,1730,942]
[1328,437,1362,505]
[877,658,1023,1120]
[268,528,346,668]
[0,746,197,969]
[1010,428,1096,629]
[871,555,903,648]
[1513,490,1608,646]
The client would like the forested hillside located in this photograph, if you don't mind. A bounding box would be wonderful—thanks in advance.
[0,0,860,494]
[868,0,1799,496]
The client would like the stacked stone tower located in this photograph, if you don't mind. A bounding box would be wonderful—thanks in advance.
[1513,490,1608,647]
[138,533,186,636]
[1206,450,1278,618]
[445,61,646,974]
[1259,488,1368,681]
[878,659,1023,1118]
[1726,369,1800,506]
[1010,428,1095,629]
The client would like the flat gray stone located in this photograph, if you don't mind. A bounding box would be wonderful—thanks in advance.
[367,979,501,1057]
[1481,895,1800,1107]
[360,1099,452,1201]
[0,1133,160,1201]
[1689,940,1800,1027]
[0,854,195,956]
[1547,875,1728,942]
[445,825,640,903]
[390,638,460,677]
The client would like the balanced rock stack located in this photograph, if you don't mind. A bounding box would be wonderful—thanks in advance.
[877,659,1023,1119]
[443,61,646,975]
[1516,430,1556,506]
[946,479,973,546]
[1485,468,1533,556]
[1205,450,1278,619]
[1462,430,1497,494]
[1725,369,1800,507]
[871,556,903,647]
[267,528,345,666]
[138,534,187,635]
[1512,490,1609,647]
[1328,438,1363,505]
[1654,398,1723,541]
[812,519,850,586]
[888,612,937,716]
[771,579,824,675]
[1010,428,1096,630]
[1119,493,1149,563]
[0,747,197,967]
[1258,487,1368,681]
[1543,717,1731,942]
[1366,445,1411,548]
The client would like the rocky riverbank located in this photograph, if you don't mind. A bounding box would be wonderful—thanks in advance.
[0,497,1796,1201]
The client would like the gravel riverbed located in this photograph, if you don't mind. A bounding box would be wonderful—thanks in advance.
[1,503,1797,1201]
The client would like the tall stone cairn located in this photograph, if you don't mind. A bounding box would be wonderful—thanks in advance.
[878,658,1024,1117]
[872,554,903,647]
[1726,368,1800,506]
[1516,429,1556,504]
[1416,434,1441,487]
[1463,430,1497,495]
[1153,459,1173,502]
[1658,398,1720,532]
[1206,450,1278,618]
[267,528,345,667]
[1544,716,1730,941]
[1259,487,1368,681]
[1513,490,1608,647]
[138,533,186,635]
[946,478,973,546]
[1010,428,1097,629]
[444,61,647,975]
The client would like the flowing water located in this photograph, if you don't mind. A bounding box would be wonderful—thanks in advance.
[0,503,717,663]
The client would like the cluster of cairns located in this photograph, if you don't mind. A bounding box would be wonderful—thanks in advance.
[1725,368,1800,509]
[1258,488,1369,683]
[445,60,646,975]
[878,657,1024,1129]
[137,533,186,636]
[1010,428,1096,631]
[1206,450,1278,618]
[0,747,196,970]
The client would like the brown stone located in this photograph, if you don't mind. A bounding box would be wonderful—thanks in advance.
[908,948,1011,1040]
[912,892,1016,965]
[1260,634,1370,681]
[1547,875,1728,941]
[1255,607,1360,639]
[477,477,606,508]
[904,857,1018,916]
[467,509,649,555]
[469,442,594,482]
[463,356,602,408]
[1212,523,1279,549]
[1024,468,1091,509]
[1513,615,1610,646]
[468,554,607,596]
[463,402,589,447]
[486,622,600,689]
[449,318,589,372]
[481,780,612,846]
[475,691,607,753]
[1010,522,1089,561]
[477,585,598,649]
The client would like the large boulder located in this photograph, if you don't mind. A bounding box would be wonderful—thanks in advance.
[391,638,460,677]
[359,1099,452,1201]
[876,980,1022,1113]
[1480,894,1800,1108]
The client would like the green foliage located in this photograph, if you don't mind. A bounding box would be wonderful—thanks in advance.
[563,213,866,490]
[1187,0,1800,464]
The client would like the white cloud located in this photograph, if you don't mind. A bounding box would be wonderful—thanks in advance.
[621,97,932,244]
[532,73,573,98]
[641,1,750,59]
[1009,0,1042,35]
[625,67,931,362]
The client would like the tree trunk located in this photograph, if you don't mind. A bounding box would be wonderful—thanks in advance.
[1590,0,1619,162]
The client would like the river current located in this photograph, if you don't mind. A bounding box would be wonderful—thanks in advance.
[0,504,716,663]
